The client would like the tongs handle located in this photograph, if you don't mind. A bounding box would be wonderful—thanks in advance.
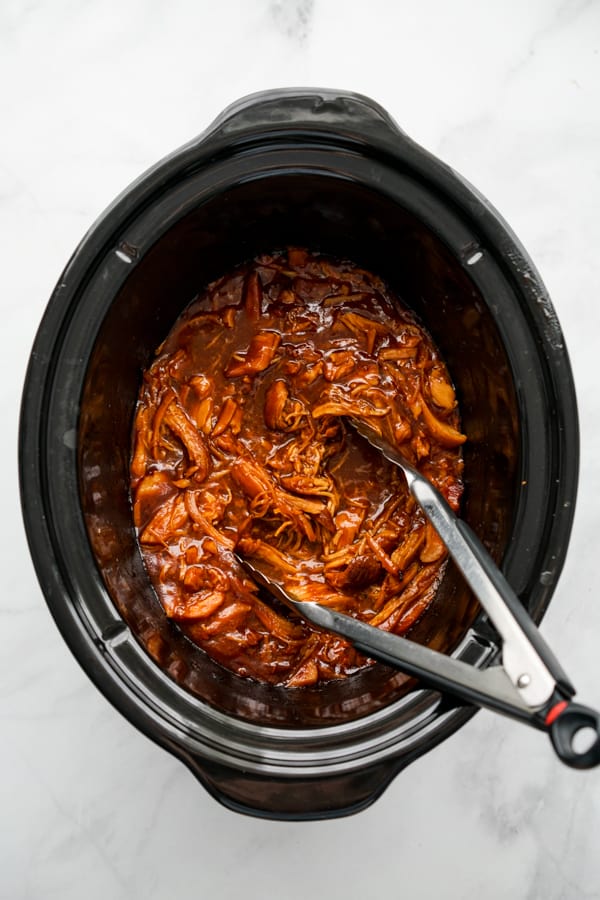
[294,598,600,768]
[237,555,600,768]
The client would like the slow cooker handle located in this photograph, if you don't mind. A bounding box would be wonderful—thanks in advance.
[183,753,409,821]
[205,87,407,144]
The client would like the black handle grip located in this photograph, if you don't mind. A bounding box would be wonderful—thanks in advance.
[549,703,600,769]
[205,88,405,143]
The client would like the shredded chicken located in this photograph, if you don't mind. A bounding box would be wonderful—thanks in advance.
[130,249,465,686]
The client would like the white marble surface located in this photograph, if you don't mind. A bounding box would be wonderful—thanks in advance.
[2,1,600,897]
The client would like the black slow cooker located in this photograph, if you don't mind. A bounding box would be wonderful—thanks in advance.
[19,88,578,819]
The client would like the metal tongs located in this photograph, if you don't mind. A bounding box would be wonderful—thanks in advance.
[238,419,600,769]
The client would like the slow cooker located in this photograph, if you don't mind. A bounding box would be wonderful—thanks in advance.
[19,88,578,819]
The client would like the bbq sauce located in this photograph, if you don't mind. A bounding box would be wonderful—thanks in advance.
[130,249,465,686]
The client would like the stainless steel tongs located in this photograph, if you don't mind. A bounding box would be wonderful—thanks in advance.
[237,419,600,769]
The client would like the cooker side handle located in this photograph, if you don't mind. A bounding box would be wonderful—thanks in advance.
[180,754,409,821]
[203,87,407,144]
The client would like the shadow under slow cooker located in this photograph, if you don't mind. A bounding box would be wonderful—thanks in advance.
[79,173,519,727]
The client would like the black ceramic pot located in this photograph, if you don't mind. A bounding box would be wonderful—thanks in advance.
[19,89,578,819]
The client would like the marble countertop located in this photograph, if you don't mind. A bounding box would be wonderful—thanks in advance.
[2,1,600,898]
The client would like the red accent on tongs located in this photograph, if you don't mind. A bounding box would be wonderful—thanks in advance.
[545,700,569,726]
